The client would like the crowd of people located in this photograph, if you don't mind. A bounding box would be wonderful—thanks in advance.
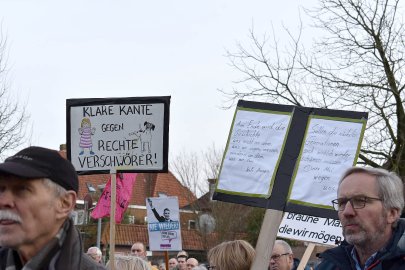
[1,146,405,269]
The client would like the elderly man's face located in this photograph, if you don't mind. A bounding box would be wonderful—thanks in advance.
[338,172,398,248]
[269,244,293,270]
[186,258,198,270]
[169,258,178,269]
[131,243,147,259]
[87,247,102,263]
[0,177,64,257]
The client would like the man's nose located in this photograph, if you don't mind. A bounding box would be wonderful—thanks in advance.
[0,189,15,208]
[340,200,356,215]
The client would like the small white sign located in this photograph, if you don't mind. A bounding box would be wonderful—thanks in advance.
[278,212,343,246]
[146,197,182,251]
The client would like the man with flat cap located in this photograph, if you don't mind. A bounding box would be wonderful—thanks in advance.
[0,146,106,269]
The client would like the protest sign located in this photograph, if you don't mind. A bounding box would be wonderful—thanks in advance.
[146,197,182,251]
[278,212,343,246]
[66,96,170,174]
[217,108,291,197]
[288,116,365,210]
[213,100,367,270]
[214,100,367,219]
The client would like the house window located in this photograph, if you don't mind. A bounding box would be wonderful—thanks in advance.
[188,220,196,230]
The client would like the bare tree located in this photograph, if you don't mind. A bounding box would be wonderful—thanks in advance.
[170,149,208,198]
[171,145,254,245]
[221,0,405,177]
[0,31,29,159]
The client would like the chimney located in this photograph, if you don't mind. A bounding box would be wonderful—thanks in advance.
[208,178,217,200]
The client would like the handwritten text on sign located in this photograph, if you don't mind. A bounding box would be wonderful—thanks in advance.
[289,117,364,206]
[69,103,165,171]
[217,109,291,196]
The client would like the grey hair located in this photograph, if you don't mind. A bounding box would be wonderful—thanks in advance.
[339,167,404,214]
[42,178,68,197]
[87,246,102,256]
[193,266,208,270]
[274,240,292,254]
[106,255,151,270]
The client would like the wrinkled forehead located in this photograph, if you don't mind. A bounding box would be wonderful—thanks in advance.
[338,172,378,197]
[131,243,144,251]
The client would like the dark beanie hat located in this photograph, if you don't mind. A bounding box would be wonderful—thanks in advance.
[0,146,78,192]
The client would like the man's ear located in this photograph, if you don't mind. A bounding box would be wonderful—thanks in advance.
[56,191,77,219]
[387,208,400,225]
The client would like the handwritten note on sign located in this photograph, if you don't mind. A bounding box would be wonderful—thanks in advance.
[217,109,291,197]
[289,116,365,207]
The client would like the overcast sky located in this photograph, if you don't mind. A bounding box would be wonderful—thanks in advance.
[0,0,316,162]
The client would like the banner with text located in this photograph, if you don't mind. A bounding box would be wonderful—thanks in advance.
[288,116,365,209]
[213,100,367,219]
[278,212,343,246]
[146,197,182,251]
[66,96,170,174]
[217,108,292,197]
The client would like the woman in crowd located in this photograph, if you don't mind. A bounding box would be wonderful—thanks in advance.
[207,240,255,270]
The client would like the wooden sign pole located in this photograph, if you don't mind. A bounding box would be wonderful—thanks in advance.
[165,251,169,270]
[297,243,316,270]
[250,209,284,270]
[109,169,117,270]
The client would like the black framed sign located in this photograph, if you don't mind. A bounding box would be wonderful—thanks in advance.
[214,100,367,219]
[66,96,170,175]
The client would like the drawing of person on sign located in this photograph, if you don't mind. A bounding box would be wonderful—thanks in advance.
[148,198,172,222]
[78,117,96,155]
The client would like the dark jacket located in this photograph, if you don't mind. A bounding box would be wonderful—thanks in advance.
[0,218,106,270]
[315,219,405,270]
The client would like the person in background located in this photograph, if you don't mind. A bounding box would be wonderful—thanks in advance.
[130,242,158,270]
[186,258,198,270]
[207,239,255,270]
[176,250,188,259]
[177,255,187,270]
[87,246,103,264]
[131,242,147,260]
[168,258,178,270]
[269,240,310,270]
[0,146,105,269]
[316,167,405,269]
[106,255,151,270]
[158,262,166,270]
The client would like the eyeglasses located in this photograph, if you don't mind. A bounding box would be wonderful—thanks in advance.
[207,266,216,270]
[270,253,290,261]
[331,196,382,211]
[87,253,98,258]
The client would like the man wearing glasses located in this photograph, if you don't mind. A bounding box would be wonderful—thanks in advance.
[269,240,310,270]
[316,167,405,269]
[87,246,103,264]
